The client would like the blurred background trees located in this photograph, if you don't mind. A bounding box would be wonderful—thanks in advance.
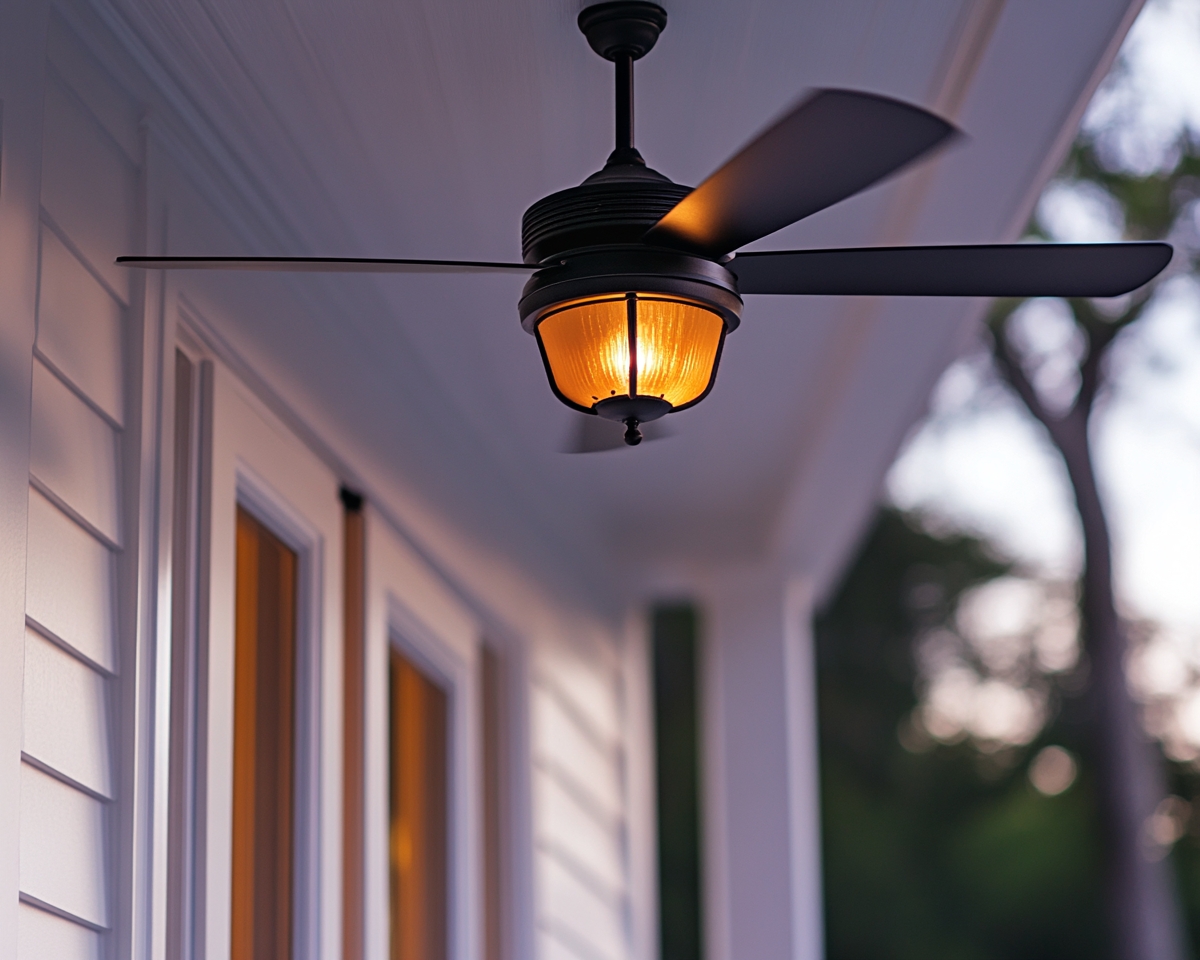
[817,1,1200,956]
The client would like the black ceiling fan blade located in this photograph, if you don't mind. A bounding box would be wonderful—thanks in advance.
[643,89,957,257]
[730,242,1173,298]
[116,256,535,274]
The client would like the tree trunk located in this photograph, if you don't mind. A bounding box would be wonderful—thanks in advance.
[1051,413,1187,960]
[992,323,1188,960]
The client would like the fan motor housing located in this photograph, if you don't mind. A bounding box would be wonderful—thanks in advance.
[520,163,742,334]
[518,246,742,335]
[521,164,691,265]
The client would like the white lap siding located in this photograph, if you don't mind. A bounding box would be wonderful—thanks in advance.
[531,638,635,960]
[19,19,141,956]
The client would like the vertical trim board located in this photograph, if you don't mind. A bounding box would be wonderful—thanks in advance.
[341,499,366,960]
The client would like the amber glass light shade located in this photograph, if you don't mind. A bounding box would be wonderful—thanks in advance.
[536,294,725,412]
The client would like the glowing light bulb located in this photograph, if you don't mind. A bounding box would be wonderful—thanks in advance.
[534,293,726,413]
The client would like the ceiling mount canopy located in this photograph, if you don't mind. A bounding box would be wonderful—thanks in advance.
[118,1,1174,448]
[577,0,668,62]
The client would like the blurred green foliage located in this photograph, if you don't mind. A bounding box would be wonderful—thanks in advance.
[816,510,1200,958]
[814,50,1200,957]
[816,509,1108,960]
[1068,140,1200,240]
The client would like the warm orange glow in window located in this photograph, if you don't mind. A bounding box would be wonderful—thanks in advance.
[536,294,725,411]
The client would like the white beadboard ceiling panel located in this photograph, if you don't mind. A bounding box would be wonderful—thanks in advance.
[85,0,1139,600]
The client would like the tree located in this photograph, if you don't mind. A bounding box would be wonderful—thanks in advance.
[817,508,1107,960]
[987,133,1200,960]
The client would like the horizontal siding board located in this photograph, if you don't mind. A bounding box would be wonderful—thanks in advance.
[19,763,109,929]
[40,76,137,302]
[30,359,121,545]
[536,659,622,745]
[533,768,625,895]
[531,685,623,816]
[36,226,126,426]
[22,627,112,798]
[25,487,117,673]
[536,855,627,960]
[18,903,102,960]
[537,926,608,960]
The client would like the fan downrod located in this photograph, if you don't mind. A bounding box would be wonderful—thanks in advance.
[578,2,667,167]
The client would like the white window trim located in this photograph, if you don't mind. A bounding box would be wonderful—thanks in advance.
[363,509,483,960]
[198,360,344,960]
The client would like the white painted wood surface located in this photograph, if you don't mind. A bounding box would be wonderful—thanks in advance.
[35,226,127,427]
[363,508,483,960]
[198,360,344,960]
[21,627,113,799]
[16,20,140,954]
[39,74,138,302]
[29,359,122,545]
[530,638,636,960]
[533,769,625,894]
[701,574,822,960]
[18,764,109,928]
[25,488,117,673]
[0,1,50,954]
[17,902,102,960]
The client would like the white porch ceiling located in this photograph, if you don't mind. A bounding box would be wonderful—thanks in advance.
[93,0,1139,605]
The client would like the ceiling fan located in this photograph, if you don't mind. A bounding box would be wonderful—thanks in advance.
[119,1,1172,446]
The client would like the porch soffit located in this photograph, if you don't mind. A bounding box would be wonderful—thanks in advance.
[87,0,1142,603]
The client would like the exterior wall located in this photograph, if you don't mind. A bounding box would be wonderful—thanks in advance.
[18,12,146,957]
[0,6,650,960]
[530,633,639,960]
[0,3,48,957]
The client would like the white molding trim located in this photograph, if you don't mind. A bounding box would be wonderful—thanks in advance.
[783,576,822,960]
[199,357,344,960]
[620,608,660,960]
[234,461,327,960]
[364,508,483,960]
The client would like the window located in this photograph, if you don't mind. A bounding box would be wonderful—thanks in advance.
[364,511,486,960]
[389,649,448,960]
[171,336,344,960]
[231,507,299,960]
